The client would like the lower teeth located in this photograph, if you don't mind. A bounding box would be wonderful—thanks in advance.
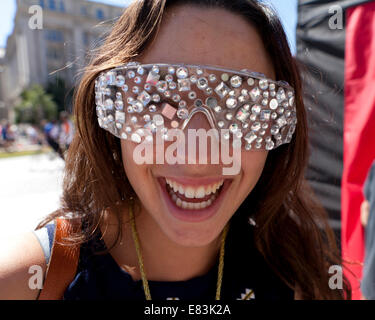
[168,190,217,210]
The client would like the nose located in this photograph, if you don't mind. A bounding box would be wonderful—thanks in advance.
[183,109,215,132]
[169,111,219,166]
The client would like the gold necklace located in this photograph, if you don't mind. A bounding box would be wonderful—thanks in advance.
[128,199,229,300]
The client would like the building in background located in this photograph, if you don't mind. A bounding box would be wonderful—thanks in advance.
[0,0,124,121]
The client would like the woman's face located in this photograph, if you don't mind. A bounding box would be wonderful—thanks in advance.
[120,5,274,247]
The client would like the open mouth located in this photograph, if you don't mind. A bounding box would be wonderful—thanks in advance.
[165,178,224,210]
[157,176,231,222]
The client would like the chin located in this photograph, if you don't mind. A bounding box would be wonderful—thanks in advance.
[160,220,224,247]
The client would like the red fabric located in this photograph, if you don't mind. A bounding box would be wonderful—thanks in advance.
[342,1,375,300]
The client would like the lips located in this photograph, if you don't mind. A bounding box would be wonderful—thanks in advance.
[157,176,231,223]
[166,178,224,199]
[169,191,217,210]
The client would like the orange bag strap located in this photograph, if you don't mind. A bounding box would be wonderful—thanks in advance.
[37,218,81,300]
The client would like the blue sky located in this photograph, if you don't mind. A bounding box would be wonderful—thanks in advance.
[0,0,297,53]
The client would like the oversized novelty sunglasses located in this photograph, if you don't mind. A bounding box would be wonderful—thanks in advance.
[95,62,297,150]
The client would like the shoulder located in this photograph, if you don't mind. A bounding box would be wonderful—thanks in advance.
[0,229,48,299]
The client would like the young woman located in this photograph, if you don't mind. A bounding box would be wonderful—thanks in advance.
[0,0,351,300]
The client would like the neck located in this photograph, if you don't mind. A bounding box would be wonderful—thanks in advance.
[101,203,222,282]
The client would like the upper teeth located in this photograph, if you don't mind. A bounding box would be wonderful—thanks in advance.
[165,178,224,199]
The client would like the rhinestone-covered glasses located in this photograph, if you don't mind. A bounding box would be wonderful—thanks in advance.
[95,62,297,151]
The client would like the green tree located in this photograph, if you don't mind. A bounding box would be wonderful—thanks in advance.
[15,85,58,125]
[46,77,74,114]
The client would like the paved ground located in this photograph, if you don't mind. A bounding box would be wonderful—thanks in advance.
[0,152,65,237]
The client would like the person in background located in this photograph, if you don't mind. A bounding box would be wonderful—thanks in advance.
[0,121,4,147]
[59,111,74,155]
[361,159,375,300]
[1,121,8,142]
[41,119,64,159]
[26,125,39,145]
[1,121,15,150]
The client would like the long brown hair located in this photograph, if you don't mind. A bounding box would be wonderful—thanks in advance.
[37,0,351,299]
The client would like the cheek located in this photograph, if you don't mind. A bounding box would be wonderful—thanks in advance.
[120,141,150,193]
[240,151,268,187]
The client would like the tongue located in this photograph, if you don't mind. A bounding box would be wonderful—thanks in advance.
[167,184,218,203]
